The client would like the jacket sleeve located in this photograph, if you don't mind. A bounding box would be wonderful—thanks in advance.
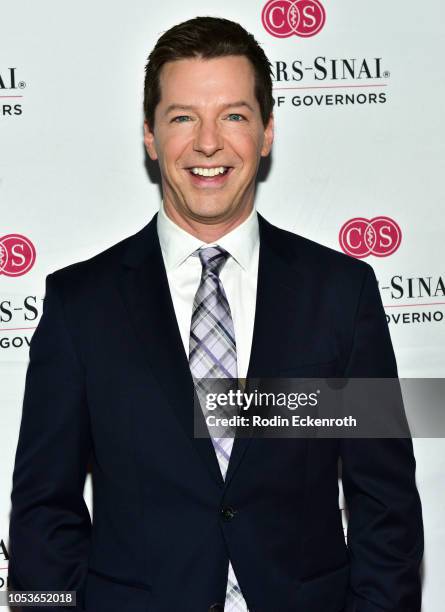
[8,272,92,611]
[340,266,424,612]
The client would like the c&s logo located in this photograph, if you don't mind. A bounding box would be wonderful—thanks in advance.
[339,217,402,259]
[262,0,326,38]
[0,234,36,276]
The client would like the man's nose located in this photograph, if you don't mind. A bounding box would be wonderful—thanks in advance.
[193,119,224,156]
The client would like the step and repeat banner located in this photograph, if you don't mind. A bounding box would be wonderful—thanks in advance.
[1,1,443,609]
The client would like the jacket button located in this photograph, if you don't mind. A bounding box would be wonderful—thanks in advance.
[209,605,224,612]
[221,506,236,521]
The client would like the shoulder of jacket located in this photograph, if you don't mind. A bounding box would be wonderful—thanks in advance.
[47,221,151,293]
[261,215,374,281]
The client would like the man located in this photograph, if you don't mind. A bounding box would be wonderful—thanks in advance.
[9,16,423,612]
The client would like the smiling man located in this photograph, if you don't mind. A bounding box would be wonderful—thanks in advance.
[9,16,423,612]
[143,53,273,239]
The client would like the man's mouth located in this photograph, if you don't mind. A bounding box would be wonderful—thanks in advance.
[185,165,233,187]
[187,166,232,178]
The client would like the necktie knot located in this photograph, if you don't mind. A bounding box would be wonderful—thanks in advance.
[198,246,230,277]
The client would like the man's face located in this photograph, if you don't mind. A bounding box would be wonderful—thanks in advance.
[144,55,274,227]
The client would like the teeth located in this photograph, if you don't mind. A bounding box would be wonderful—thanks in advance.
[190,166,227,177]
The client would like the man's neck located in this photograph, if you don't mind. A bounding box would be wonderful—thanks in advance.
[162,201,254,243]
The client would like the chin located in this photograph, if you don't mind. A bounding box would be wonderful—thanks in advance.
[187,200,234,222]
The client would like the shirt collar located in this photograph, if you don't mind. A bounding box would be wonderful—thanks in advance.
[157,202,259,272]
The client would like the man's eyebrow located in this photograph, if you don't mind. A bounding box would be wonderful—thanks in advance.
[164,101,255,115]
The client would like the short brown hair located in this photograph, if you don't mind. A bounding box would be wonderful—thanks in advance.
[144,16,274,128]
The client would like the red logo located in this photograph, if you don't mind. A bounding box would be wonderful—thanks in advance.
[262,0,326,38]
[339,217,402,258]
[0,234,36,276]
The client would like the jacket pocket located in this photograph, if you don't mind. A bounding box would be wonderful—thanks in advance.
[278,358,339,378]
[84,568,152,612]
[296,563,350,612]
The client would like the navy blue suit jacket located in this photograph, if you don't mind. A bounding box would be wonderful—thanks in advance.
[9,213,423,611]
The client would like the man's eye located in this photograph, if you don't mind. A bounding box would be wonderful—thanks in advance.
[172,115,191,123]
[227,113,245,121]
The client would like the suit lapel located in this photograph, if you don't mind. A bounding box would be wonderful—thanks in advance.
[224,213,302,486]
[117,214,225,486]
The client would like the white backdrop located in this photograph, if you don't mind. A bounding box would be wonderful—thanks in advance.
[1,1,444,608]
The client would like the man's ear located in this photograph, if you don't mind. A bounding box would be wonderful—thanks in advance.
[143,120,158,160]
[261,113,274,157]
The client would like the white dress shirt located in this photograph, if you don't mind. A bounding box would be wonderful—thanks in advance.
[156,203,259,379]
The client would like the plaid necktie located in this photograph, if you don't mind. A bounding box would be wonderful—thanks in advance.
[189,246,248,611]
